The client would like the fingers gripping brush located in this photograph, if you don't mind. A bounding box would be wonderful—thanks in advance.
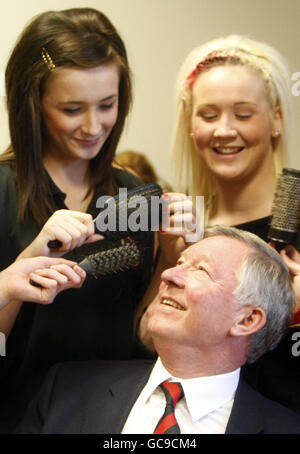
[47,183,163,247]
[72,183,163,276]
[30,184,162,286]
[29,237,141,287]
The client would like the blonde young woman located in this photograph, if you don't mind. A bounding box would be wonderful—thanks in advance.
[172,35,293,228]
[169,35,300,414]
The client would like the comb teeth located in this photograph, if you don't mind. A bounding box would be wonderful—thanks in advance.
[78,238,141,277]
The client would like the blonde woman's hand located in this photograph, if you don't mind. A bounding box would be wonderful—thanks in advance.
[18,209,103,259]
[158,193,203,266]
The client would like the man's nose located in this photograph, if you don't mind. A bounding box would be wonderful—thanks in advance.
[161,266,185,288]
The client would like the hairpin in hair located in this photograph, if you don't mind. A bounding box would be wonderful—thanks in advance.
[41,47,56,70]
[186,51,241,87]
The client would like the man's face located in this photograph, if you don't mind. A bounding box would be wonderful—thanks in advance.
[148,236,251,351]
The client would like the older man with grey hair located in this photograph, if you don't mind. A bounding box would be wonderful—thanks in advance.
[18,226,300,434]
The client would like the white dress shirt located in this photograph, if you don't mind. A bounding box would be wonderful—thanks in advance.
[122,358,240,434]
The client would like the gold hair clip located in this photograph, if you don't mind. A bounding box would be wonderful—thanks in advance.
[41,47,56,70]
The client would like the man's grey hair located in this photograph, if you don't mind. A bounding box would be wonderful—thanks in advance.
[204,226,295,363]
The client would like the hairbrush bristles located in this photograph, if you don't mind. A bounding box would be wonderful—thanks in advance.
[78,238,141,277]
[269,168,300,246]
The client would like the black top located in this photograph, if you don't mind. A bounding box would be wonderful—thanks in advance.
[0,164,154,432]
[234,216,300,250]
[235,216,300,416]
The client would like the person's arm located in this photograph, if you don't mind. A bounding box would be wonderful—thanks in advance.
[0,256,86,336]
[135,193,201,351]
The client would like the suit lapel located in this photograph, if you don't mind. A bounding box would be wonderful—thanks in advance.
[81,361,154,434]
[79,362,268,434]
[225,377,264,434]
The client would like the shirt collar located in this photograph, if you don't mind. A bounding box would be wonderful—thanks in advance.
[141,358,240,422]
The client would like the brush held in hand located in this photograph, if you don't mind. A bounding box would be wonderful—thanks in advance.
[30,237,142,287]
[78,237,141,277]
[48,183,163,249]
[268,168,300,248]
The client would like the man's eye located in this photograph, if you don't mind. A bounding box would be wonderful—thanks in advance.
[196,266,212,279]
[198,266,207,272]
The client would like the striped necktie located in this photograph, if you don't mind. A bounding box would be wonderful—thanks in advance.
[153,380,184,434]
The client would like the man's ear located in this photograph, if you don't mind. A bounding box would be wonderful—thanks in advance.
[230,306,266,337]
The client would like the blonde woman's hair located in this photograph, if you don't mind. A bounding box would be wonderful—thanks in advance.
[171,35,293,223]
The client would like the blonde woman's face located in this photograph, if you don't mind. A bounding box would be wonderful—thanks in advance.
[190,65,281,183]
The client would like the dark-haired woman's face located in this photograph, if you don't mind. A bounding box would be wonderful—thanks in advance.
[41,64,119,163]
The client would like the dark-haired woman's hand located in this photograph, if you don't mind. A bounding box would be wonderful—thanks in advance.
[0,256,86,310]
[18,209,104,259]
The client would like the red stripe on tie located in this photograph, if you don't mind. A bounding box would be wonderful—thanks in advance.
[154,414,177,434]
[163,382,182,405]
[153,380,184,434]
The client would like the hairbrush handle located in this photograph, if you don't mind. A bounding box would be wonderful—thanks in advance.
[47,183,163,249]
[48,239,63,249]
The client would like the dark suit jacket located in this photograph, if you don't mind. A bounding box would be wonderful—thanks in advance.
[18,360,300,434]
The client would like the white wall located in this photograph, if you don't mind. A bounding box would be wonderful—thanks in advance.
[1,0,299,186]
